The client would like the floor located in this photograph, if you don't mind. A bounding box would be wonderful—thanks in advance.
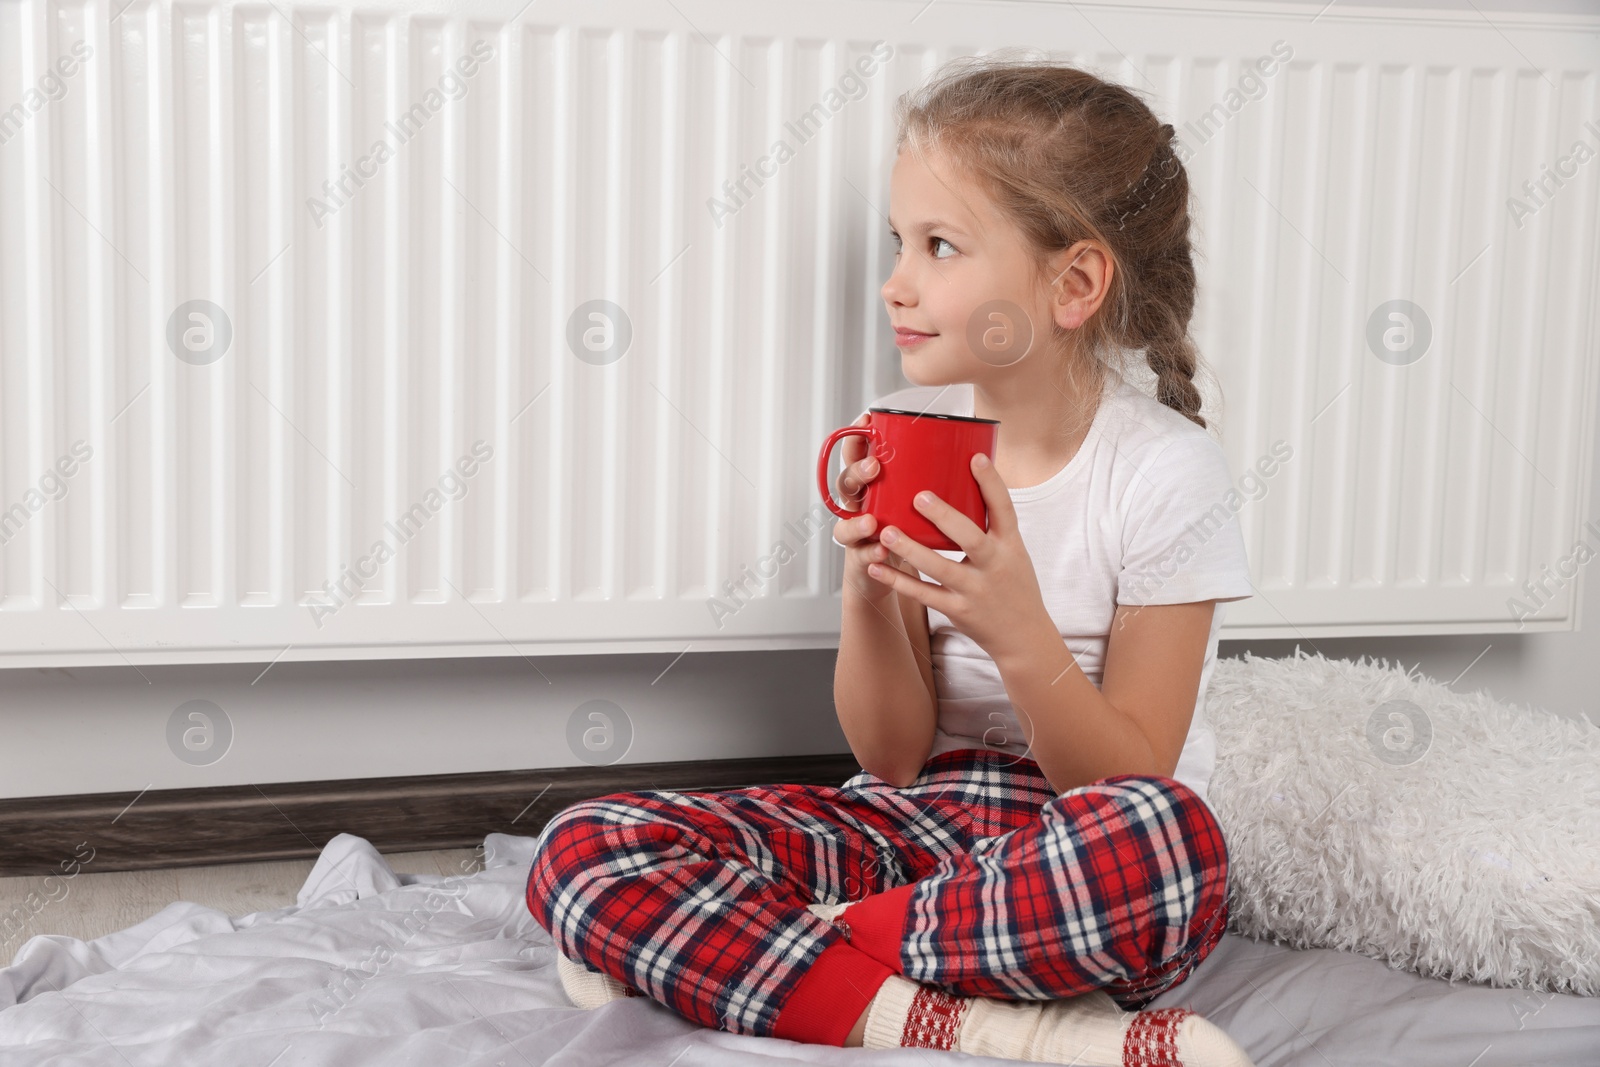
[0,849,481,960]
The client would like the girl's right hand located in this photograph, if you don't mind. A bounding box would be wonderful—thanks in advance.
[833,414,903,603]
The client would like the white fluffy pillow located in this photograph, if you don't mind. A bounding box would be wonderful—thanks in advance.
[1205,648,1600,996]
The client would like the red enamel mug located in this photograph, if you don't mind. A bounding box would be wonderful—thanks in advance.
[816,407,1000,552]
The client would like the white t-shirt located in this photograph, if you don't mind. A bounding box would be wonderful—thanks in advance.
[857,370,1253,805]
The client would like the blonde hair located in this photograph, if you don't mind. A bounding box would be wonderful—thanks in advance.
[893,50,1208,429]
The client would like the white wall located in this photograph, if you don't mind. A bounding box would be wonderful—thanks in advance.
[2,0,1596,798]
[1,368,1594,801]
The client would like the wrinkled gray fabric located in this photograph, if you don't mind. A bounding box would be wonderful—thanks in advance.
[1144,928,1599,1066]
[0,832,1593,1066]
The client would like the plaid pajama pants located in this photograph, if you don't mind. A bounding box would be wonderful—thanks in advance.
[525,746,1230,1047]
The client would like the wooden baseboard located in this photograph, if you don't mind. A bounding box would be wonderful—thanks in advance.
[0,753,864,877]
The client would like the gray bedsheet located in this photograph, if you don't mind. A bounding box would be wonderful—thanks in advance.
[0,831,1593,1066]
[1143,929,1598,1066]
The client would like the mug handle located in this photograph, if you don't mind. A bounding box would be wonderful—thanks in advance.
[816,425,877,520]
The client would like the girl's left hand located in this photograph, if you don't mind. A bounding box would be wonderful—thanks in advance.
[865,453,1052,662]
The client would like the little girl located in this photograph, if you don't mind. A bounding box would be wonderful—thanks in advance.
[528,53,1256,1067]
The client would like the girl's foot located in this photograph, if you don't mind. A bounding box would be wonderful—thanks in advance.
[861,972,1255,1067]
[555,946,642,1008]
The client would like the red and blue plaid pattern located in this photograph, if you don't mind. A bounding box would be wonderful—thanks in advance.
[526,747,1229,1043]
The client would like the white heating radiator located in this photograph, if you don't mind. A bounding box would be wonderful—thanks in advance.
[1,0,1596,667]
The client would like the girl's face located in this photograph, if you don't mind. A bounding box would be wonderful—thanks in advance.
[880,145,1095,388]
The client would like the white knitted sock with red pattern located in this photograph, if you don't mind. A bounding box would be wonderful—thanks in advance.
[555,946,642,1009]
[858,972,1255,1067]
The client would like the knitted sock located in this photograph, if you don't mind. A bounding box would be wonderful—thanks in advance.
[858,972,1256,1067]
[555,945,642,1009]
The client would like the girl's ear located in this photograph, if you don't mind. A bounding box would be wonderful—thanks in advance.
[1046,240,1113,331]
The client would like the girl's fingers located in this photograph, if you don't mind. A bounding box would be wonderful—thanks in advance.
[866,557,953,614]
[833,512,877,547]
[907,490,986,560]
[877,524,960,586]
[836,456,880,504]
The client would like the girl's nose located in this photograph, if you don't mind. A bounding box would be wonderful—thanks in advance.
[881,260,915,308]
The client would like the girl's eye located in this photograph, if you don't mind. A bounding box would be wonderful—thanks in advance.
[889,234,957,259]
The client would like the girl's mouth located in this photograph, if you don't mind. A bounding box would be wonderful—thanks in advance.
[894,328,936,347]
